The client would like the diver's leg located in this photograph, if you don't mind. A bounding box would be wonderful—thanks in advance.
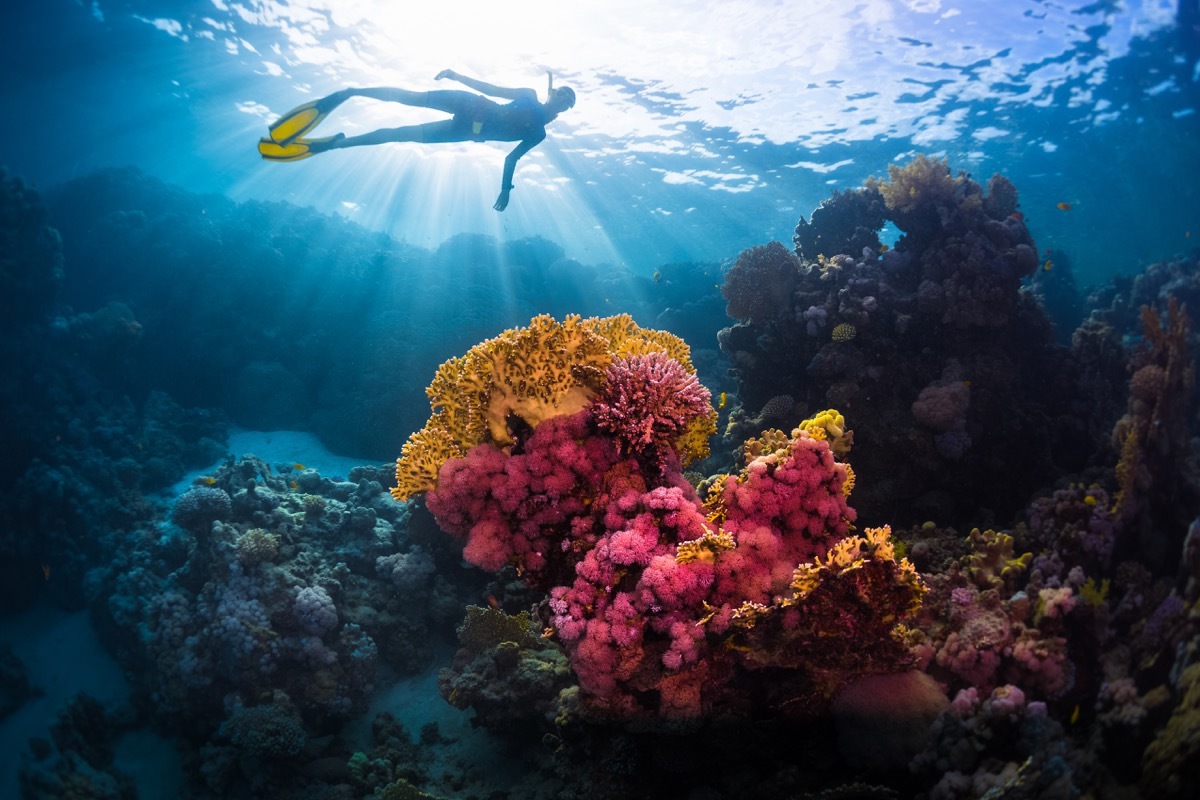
[323,120,464,149]
[342,88,477,115]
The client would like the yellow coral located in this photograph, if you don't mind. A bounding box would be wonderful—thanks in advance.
[841,463,856,497]
[868,154,961,215]
[1079,577,1110,607]
[729,601,770,630]
[965,527,1033,592]
[675,405,719,466]
[392,314,703,502]
[796,408,853,458]
[786,525,925,614]
[741,427,791,464]
[675,528,736,564]
[831,323,857,342]
[587,313,696,373]
[702,477,729,524]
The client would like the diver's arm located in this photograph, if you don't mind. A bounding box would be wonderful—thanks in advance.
[436,69,534,101]
[493,134,546,212]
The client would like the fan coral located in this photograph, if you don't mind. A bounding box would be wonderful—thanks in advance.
[721,241,800,324]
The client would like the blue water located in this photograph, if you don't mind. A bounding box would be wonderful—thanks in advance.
[2,1,1199,798]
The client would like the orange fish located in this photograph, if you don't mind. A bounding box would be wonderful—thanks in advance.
[485,594,501,610]
[1043,259,1054,272]
[718,391,727,409]
[293,463,306,471]
[42,564,51,581]
[1057,202,1072,211]
[1010,211,1024,222]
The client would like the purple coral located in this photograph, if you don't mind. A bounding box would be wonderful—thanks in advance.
[591,352,711,464]
[375,548,436,594]
[293,585,338,636]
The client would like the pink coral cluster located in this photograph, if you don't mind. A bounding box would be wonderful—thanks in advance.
[426,411,616,579]
[918,579,1073,699]
[423,379,920,719]
[707,433,854,611]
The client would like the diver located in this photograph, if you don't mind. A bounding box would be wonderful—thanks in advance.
[258,69,576,211]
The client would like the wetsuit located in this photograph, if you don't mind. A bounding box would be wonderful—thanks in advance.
[418,89,548,145]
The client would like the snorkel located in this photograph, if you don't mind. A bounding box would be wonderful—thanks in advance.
[545,70,576,112]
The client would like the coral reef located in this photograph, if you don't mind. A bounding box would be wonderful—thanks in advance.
[4,160,1199,799]
[718,156,1087,528]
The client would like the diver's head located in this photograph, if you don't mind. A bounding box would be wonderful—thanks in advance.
[547,86,576,114]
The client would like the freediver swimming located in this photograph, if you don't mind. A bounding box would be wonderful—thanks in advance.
[258,69,576,211]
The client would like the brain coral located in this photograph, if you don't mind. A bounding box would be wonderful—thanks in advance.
[393,314,701,501]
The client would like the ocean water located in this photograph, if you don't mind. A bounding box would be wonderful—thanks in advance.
[1,2,1199,799]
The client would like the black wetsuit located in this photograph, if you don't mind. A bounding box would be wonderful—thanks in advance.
[421,89,547,144]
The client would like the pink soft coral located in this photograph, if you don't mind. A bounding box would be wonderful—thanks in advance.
[712,432,855,608]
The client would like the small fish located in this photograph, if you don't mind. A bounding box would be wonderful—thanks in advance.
[290,480,299,490]
[200,476,217,486]
[879,243,889,252]
[963,380,972,388]
[1057,202,1072,211]
[485,594,501,610]
[1043,259,1054,272]
[41,564,51,581]
[1010,211,1024,222]
[1070,704,1081,725]
[718,391,727,409]
[293,462,306,471]
[653,270,662,283]
[1187,231,1192,239]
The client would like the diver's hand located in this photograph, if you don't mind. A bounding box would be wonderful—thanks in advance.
[493,188,511,212]
[435,69,457,81]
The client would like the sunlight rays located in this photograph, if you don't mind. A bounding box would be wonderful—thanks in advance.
[116,0,1187,278]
